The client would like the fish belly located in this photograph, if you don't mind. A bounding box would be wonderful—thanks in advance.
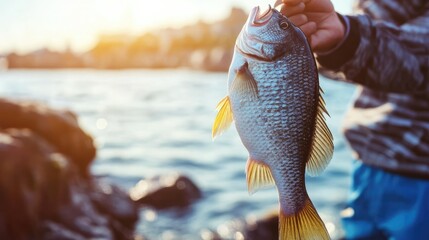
[231,55,318,214]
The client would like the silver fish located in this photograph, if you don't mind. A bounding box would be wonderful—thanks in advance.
[212,5,333,240]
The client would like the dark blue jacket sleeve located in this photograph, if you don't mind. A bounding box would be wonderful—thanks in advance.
[316,8,429,94]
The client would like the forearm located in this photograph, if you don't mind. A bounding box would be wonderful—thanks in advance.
[317,14,429,94]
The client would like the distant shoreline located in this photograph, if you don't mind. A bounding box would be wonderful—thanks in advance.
[2,8,247,73]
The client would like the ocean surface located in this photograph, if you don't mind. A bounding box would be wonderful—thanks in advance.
[0,69,356,239]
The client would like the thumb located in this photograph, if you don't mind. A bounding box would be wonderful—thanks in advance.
[274,0,283,8]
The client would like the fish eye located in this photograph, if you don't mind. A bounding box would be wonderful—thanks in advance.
[279,20,289,30]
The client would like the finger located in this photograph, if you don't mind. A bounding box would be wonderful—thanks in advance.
[280,3,305,17]
[274,0,283,8]
[281,0,302,6]
[283,0,312,6]
[298,21,317,38]
[289,14,309,26]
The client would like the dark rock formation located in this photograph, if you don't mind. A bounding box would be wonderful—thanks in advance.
[0,98,96,175]
[243,212,278,240]
[208,211,343,240]
[0,99,139,240]
[130,173,202,209]
[201,212,278,240]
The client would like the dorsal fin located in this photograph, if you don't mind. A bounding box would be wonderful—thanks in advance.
[229,62,258,100]
[212,96,233,140]
[246,157,275,194]
[306,88,334,176]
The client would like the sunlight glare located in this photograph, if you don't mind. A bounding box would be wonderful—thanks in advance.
[129,0,227,32]
[0,0,354,53]
[96,118,108,130]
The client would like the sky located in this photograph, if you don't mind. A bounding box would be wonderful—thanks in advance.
[0,0,353,54]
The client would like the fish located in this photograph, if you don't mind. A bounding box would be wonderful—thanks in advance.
[212,5,334,240]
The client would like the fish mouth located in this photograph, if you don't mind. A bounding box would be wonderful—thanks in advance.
[250,5,273,26]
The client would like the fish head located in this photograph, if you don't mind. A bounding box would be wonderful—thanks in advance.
[236,5,307,61]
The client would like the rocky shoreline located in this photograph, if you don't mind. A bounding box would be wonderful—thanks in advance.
[0,99,139,239]
[0,98,290,240]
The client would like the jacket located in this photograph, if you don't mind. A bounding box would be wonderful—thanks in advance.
[317,0,429,178]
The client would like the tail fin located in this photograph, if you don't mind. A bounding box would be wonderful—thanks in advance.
[279,199,330,240]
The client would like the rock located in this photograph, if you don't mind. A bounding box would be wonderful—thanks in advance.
[243,212,278,240]
[205,212,278,240]
[0,98,96,175]
[130,173,202,209]
[0,127,138,239]
[212,211,343,240]
[90,180,140,236]
[42,221,87,240]
[0,129,62,239]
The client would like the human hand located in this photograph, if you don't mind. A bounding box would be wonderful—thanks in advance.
[275,0,345,53]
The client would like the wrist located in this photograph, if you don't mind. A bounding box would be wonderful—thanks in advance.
[316,15,361,70]
[316,13,349,55]
[315,13,347,54]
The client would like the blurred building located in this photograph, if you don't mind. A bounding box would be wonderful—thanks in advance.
[5,7,248,72]
[0,56,8,70]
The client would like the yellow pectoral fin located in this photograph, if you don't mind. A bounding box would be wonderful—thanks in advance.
[212,96,233,140]
[306,89,334,176]
[246,158,275,194]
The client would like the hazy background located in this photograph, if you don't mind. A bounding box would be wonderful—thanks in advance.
[0,0,353,54]
[0,1,358,239]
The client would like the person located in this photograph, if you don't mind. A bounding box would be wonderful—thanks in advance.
[276,0,429,239]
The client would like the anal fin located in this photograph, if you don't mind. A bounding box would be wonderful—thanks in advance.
[246,158,275,194]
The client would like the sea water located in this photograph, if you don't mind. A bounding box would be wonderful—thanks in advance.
[0,69,356,239]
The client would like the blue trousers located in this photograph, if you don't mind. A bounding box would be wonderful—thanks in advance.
[342,161,429,240]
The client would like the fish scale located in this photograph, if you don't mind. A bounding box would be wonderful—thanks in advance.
[234,50,318,225]
[212,6,333,240]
